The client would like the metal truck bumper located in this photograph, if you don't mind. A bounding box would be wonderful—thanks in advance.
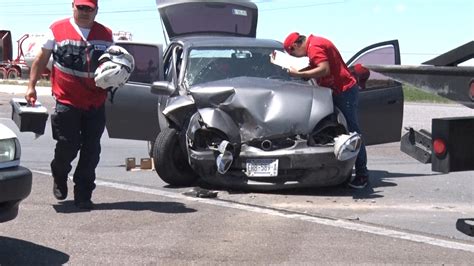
[0,166,33,222]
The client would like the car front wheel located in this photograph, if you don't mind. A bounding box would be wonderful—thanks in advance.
[153,128,198,186]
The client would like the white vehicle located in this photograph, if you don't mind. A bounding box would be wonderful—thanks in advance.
[0,123,32,222]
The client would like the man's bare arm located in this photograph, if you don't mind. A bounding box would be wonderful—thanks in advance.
[288,61,330,79]
[26,48,52,104]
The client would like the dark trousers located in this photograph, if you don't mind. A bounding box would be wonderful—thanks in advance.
[332,84,369,177]
[50,101,106,201]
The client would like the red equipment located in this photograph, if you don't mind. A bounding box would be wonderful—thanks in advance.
[0,30,50,80]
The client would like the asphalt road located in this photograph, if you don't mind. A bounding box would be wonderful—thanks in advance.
[1,85,474,264]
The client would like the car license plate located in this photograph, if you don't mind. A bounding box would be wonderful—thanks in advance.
[246,159,278,177]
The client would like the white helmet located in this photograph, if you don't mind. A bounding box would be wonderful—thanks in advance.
[94,45,135,90]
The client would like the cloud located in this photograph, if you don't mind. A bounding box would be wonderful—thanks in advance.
[372,5,382,14]
[372,3,406,14]
[395,3,406,13]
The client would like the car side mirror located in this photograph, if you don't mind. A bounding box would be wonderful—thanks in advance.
[151,81,175,95]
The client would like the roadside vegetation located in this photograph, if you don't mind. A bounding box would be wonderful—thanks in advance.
[0,79,453,104]
[402,84,453,104]
[0,79,50,87]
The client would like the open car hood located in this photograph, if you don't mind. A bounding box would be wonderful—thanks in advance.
[156,0,258,40]
[189,77,334,142]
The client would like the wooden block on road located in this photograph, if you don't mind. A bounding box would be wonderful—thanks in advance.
[140,158,153,170]
[125,157,136,171]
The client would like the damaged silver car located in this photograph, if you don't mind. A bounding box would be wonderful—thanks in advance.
[105,0,404,189]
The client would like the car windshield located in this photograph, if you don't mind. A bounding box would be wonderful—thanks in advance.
[184,47,301,87]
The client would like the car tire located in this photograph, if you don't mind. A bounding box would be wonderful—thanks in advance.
[153,127,198,186]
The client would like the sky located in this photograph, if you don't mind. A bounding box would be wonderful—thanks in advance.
[1,0,473,65]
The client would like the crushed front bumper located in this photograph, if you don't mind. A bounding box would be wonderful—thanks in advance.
[188,140,356,190]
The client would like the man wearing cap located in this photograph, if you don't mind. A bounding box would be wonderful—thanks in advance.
[25,0,114,209]
[282,32,369,189]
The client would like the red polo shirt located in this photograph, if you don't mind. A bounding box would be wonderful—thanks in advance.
[306,35,356,94]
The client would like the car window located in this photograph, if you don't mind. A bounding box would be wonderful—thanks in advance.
[349,46,399,90]
[184,47,300,86]
[117,43,161,84]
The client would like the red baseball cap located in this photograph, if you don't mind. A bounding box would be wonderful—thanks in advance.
[74,0,98,8]
[283,32,300,53]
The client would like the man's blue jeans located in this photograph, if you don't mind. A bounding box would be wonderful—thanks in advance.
[332,84,369,177]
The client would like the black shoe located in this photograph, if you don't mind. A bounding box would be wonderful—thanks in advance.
[53,180,68,200]
[348,175,369,189]
[74,200,94,210]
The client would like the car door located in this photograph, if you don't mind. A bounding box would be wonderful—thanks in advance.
[346,40,404,145]
[104,42,165,141]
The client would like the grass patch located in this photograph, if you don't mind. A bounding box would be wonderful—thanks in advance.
[0,79,51,87]
[403,84,453,104]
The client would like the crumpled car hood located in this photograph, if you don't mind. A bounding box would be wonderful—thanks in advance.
[189,77,333,142]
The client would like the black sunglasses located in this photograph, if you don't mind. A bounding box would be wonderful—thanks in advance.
[76,5,95,12]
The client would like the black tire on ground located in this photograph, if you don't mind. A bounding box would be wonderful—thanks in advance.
[153,128,198,186]
[7,68,20,79]
[0,68,7,79]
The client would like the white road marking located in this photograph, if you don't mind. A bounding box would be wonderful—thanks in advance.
[32,170,474,253]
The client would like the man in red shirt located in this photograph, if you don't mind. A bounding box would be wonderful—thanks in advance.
[25,0,113,209]
[282,32,369,188]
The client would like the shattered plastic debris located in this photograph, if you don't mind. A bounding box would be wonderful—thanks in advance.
[182,187,218,198]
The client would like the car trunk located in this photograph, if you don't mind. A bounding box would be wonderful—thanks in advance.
[156,0,258,40]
